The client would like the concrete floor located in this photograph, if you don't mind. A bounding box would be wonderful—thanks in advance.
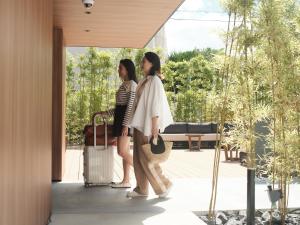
[50,148,300,225]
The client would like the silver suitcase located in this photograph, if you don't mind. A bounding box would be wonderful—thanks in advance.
[83,113,114,187]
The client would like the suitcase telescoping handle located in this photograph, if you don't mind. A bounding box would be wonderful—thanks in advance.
[92,112,109,149]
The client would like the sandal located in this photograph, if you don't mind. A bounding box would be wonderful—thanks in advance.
[126,190,148,198]
[111,182,131,188]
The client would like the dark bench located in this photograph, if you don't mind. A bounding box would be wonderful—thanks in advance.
[161,122,232,150]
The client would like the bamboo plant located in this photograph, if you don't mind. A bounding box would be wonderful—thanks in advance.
[209,1,300,225]
[255,0,300,223]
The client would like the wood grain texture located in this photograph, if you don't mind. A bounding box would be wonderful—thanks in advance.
[54,0,184,47]
[52,28,66,181]
[0,0,53,225]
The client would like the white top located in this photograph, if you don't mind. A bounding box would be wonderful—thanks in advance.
[129,75,174,137]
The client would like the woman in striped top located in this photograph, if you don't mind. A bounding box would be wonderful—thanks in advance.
[111,59,137,188]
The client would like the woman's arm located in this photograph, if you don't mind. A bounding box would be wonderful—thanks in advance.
[102,108,114,117]
[150,78,163,138]
[122,82,136,127]
[121,82,137,136]
[151,116,159,138]
[93,108,114,119]
[148,76,173,137]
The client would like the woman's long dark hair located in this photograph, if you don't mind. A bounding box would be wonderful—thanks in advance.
[144,52,161,76]
[120,59,138,83]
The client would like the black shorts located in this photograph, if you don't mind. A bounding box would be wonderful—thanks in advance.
[112,105,131,137]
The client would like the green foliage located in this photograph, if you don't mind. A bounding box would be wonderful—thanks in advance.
[254,0,300,219]
[168,48,220,62]
[65,52,83,144]
[66,48,115,144]
[189,55,215,90]
[172,89,216,122]
[169,49,201,62]
[162,51,220,122]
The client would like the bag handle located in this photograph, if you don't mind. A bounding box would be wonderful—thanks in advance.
[149,134,165,154]
[150,134,164,145]
[93,113,108,148]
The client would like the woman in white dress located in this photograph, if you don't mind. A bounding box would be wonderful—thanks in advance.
[127,52,174,198]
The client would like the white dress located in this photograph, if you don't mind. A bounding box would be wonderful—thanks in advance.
[130,75,173,137]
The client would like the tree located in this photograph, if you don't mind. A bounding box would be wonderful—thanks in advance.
[168,48,221,62]
[208,2,263,224]
[168,49,201,62]
[255,0,300,223]
[162,51,219,122]
[208,1,300,224]
[65,52,83,144]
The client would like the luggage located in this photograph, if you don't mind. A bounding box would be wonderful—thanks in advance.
[83,112,115,187]
[83,123,115,146]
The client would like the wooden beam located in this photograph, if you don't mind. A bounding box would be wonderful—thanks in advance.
[52,27,66,181]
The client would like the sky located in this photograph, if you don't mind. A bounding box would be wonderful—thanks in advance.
[165,0,228,53]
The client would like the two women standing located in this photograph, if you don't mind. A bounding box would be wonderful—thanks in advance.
[109,52,173,198]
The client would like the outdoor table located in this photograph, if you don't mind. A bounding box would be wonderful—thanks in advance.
[185,134,204,151]
[221,143,239,161]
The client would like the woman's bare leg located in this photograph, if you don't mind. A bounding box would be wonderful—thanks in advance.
[117,136,133,183]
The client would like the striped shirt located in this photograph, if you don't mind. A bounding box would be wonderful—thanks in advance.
[116,80,137,126]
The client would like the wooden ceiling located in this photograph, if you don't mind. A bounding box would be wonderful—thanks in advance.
[54,0,184,48]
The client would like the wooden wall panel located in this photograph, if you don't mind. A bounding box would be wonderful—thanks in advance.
[0,0,53,225]
[52,28,66,181]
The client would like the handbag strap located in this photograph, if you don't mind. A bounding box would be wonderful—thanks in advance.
[135,78,148,104]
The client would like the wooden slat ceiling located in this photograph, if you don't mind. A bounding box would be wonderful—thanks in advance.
[54,0,184,48]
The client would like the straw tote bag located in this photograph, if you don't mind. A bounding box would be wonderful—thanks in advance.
[141,76,173,163]
[142,135,173,163]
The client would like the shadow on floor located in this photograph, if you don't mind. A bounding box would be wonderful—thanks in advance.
[51,182,207,225]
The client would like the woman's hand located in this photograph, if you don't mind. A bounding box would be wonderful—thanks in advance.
[122,126,128,136]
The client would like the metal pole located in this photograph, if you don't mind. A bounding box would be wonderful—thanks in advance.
[243,0,256,223]
[247,168,255,225]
